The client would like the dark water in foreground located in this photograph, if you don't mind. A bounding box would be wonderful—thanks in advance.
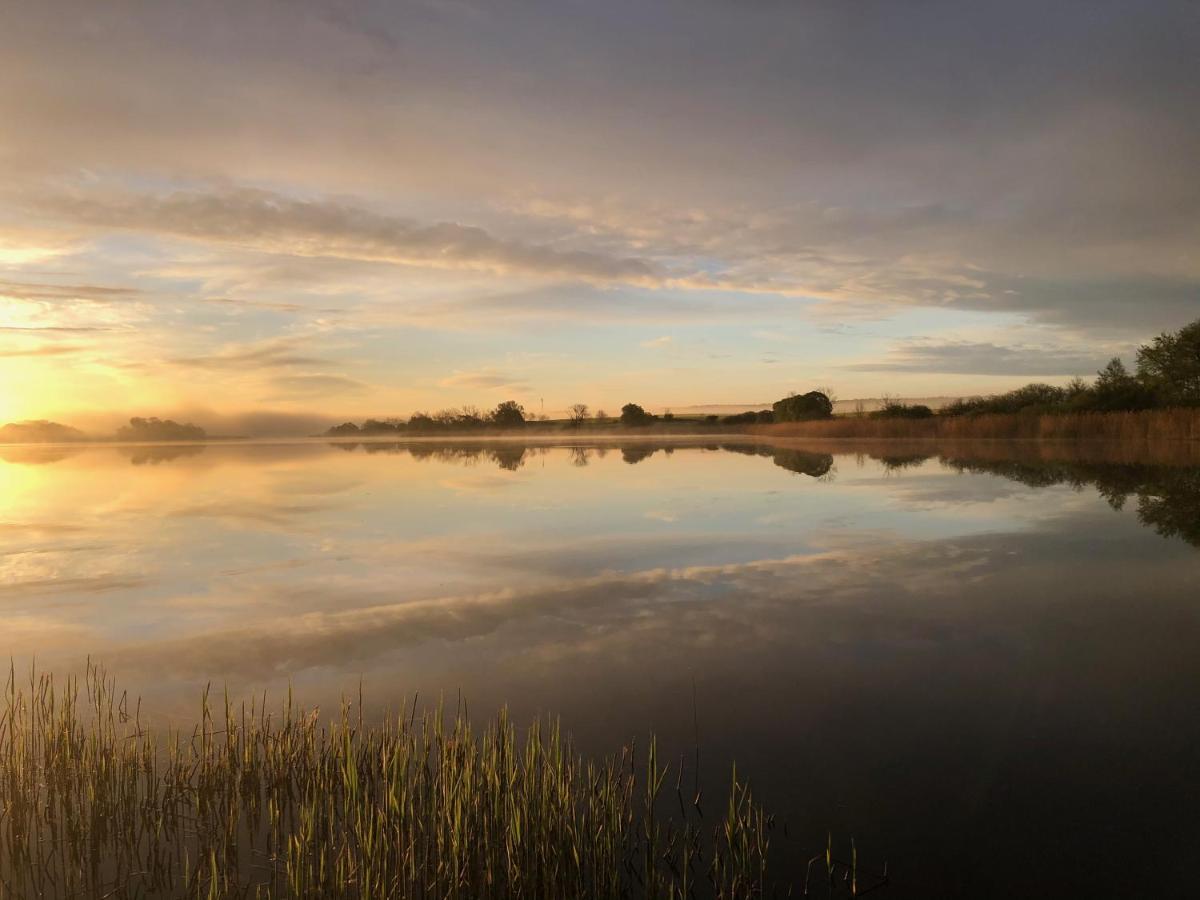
[1,438,1198,896]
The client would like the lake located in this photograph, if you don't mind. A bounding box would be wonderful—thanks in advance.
[1,437,1198,897]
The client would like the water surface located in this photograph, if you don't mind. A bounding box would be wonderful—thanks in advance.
[2,438,1198,896]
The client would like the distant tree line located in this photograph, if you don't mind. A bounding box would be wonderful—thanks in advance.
[938,318,1200,418]
[327,401,530,435]
[328,394,838,434]
[115,417,207,441]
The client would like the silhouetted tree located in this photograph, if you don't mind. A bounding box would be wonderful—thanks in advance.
[1137,319,1200,406]
[620,403,653,426]
[870,401,934,419]
[1090,357,1155,411]
[491,400,527,428]
[0,420,87,443]
[772,392,833,421]
[569,403,590,427]
[116,417,206,441]
[361,418,404,434]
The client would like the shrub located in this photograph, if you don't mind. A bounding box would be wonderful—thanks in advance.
[871,402,934,419]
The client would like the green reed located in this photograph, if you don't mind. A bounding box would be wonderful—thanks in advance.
[0,664,879,899]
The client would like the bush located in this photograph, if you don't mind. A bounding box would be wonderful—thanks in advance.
[871,402,934,420]
[721,410,772,425]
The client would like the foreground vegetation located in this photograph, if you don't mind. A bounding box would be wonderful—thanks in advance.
[0,668,880,899]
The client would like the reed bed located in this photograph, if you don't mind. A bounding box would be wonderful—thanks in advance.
[0,666,877,899]
[754,407,1200,444]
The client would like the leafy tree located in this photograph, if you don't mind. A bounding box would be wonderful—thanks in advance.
[942,384,1067,416]
[116,417,206,441]
[772,391,833,421]
[1091,357,1155,411]
[721,410,772,425]
[870,401,934,419]
[491,400,527,428]
[1137,319,1200,406]
[361,418,403,434]
[620,403,652,426]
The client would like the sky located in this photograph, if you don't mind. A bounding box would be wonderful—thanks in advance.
[1,0,1197,431]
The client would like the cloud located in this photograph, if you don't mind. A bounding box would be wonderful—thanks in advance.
[168,337,329,370]
[0,325,109,334]
[844,340,1114,377]
[17,184,662,286]
[640,335,673,349]
[439,369,529,391]
[0,0,1197,413]
[0,344,85,358]
[0,279,140,304]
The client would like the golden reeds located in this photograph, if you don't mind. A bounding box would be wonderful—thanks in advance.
[0,666,873,899]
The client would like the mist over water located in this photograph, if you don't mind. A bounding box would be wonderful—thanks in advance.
[1,438,1198,896]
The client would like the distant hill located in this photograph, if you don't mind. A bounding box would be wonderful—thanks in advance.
[0,420,88,443]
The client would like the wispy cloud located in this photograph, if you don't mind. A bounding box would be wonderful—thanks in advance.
[640,335,673,349]
[0,344,85,358]
[844,340,1113,377]
[18,185,662,286]
[439,369,529,392]
[0,279,140,304]
[169,338,329,371]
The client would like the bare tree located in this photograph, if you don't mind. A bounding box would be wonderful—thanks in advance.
[815,385,838,405]
[569,403,590,427]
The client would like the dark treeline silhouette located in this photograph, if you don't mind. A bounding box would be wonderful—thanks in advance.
[940,318,1200,418]
[870,401,935,420]
[327,401,529,436]
[718,410,775,425]
[0,420,87,443]
[0,416,209,443]
[115,417,207,441]
[328,394,838,435]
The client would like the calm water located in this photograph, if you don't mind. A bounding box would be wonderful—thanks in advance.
[2,438,1199,896]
